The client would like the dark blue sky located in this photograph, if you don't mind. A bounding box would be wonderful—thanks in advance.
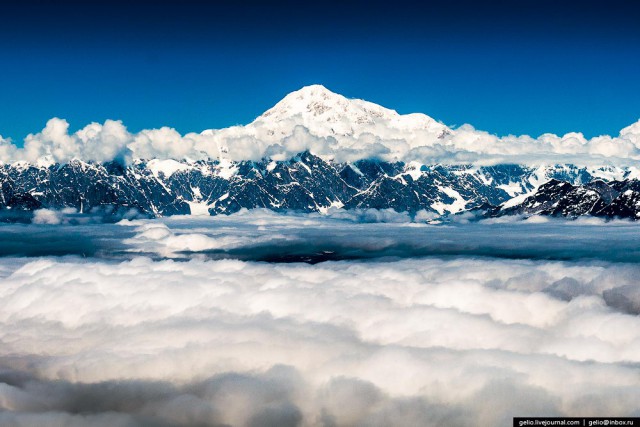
[1,0,639,144]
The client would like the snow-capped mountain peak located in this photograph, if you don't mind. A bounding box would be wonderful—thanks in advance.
[259,84,398,125]
[248,84,449,140]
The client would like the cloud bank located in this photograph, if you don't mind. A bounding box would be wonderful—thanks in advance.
[2,117,640,167]
[1,85,640,166]
[1,215,640,425]
[1,256,640,426]
[4,208,640,261]
[120,210,640,263]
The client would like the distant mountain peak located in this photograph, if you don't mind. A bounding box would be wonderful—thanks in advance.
[259,84,397,124]
[253,84,447,139]
[284,84,339,101]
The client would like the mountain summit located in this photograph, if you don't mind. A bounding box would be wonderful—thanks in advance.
[255,84,449,138]
[205,85,450,158]
[260,84,398,127]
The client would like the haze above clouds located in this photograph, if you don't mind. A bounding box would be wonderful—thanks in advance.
[2,86,640,166]
[1,212,640,426]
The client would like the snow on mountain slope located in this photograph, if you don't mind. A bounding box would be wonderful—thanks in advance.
[3,153,640,220]
[203,84,450,162]
[257,84,448,138]
[147,159,193,179]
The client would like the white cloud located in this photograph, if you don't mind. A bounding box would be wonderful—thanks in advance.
[1,255,640,425]
[20,118,132,164]
[1,216,640,425]
[32,208,64,224]
[117,209,640,263]
[2,86,640,165]
[0,134,18,160]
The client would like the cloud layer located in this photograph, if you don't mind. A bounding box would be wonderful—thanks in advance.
[1,214,640,425]
[1,85,640,166]
[121,209,640,263]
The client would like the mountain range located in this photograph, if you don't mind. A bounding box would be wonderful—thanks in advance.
[2,85,640,221]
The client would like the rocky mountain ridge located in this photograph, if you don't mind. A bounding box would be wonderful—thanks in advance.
[2,153,640,221]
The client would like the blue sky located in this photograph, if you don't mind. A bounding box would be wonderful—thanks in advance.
[1,0,639,144]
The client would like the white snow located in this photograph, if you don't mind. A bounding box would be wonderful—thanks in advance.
[475,171,493,185]
[456,167,493,185]
[431,186,467,214]
[497,182,524,197]
[216,159,238,179]
[10,160,32,171]
[260,84,448,140]
[405,161,425,180]
[318,200,345,214]
[502,192,535,209]
[202,84,451,163]
[588,166,628,182]
[348,163,364,176]
[625,167,640,180]
[187,201,211,216]
[298,161,312,174]
[147,159,192,178]
[528,165,549,188]
[498,165,552,209]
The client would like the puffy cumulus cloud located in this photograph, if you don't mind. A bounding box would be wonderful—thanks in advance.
[21,118,133,164]
[2,217,640,425]
[279,126,340,161]
[31,208,65,225]
[130,127,220,161]
[2,119,217,165]
[418,124,640,166]
[3,113,640,166]
[0,134,18,161]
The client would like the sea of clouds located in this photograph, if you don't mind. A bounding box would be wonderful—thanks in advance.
[2,114,640,166]
[1,211,640,426]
